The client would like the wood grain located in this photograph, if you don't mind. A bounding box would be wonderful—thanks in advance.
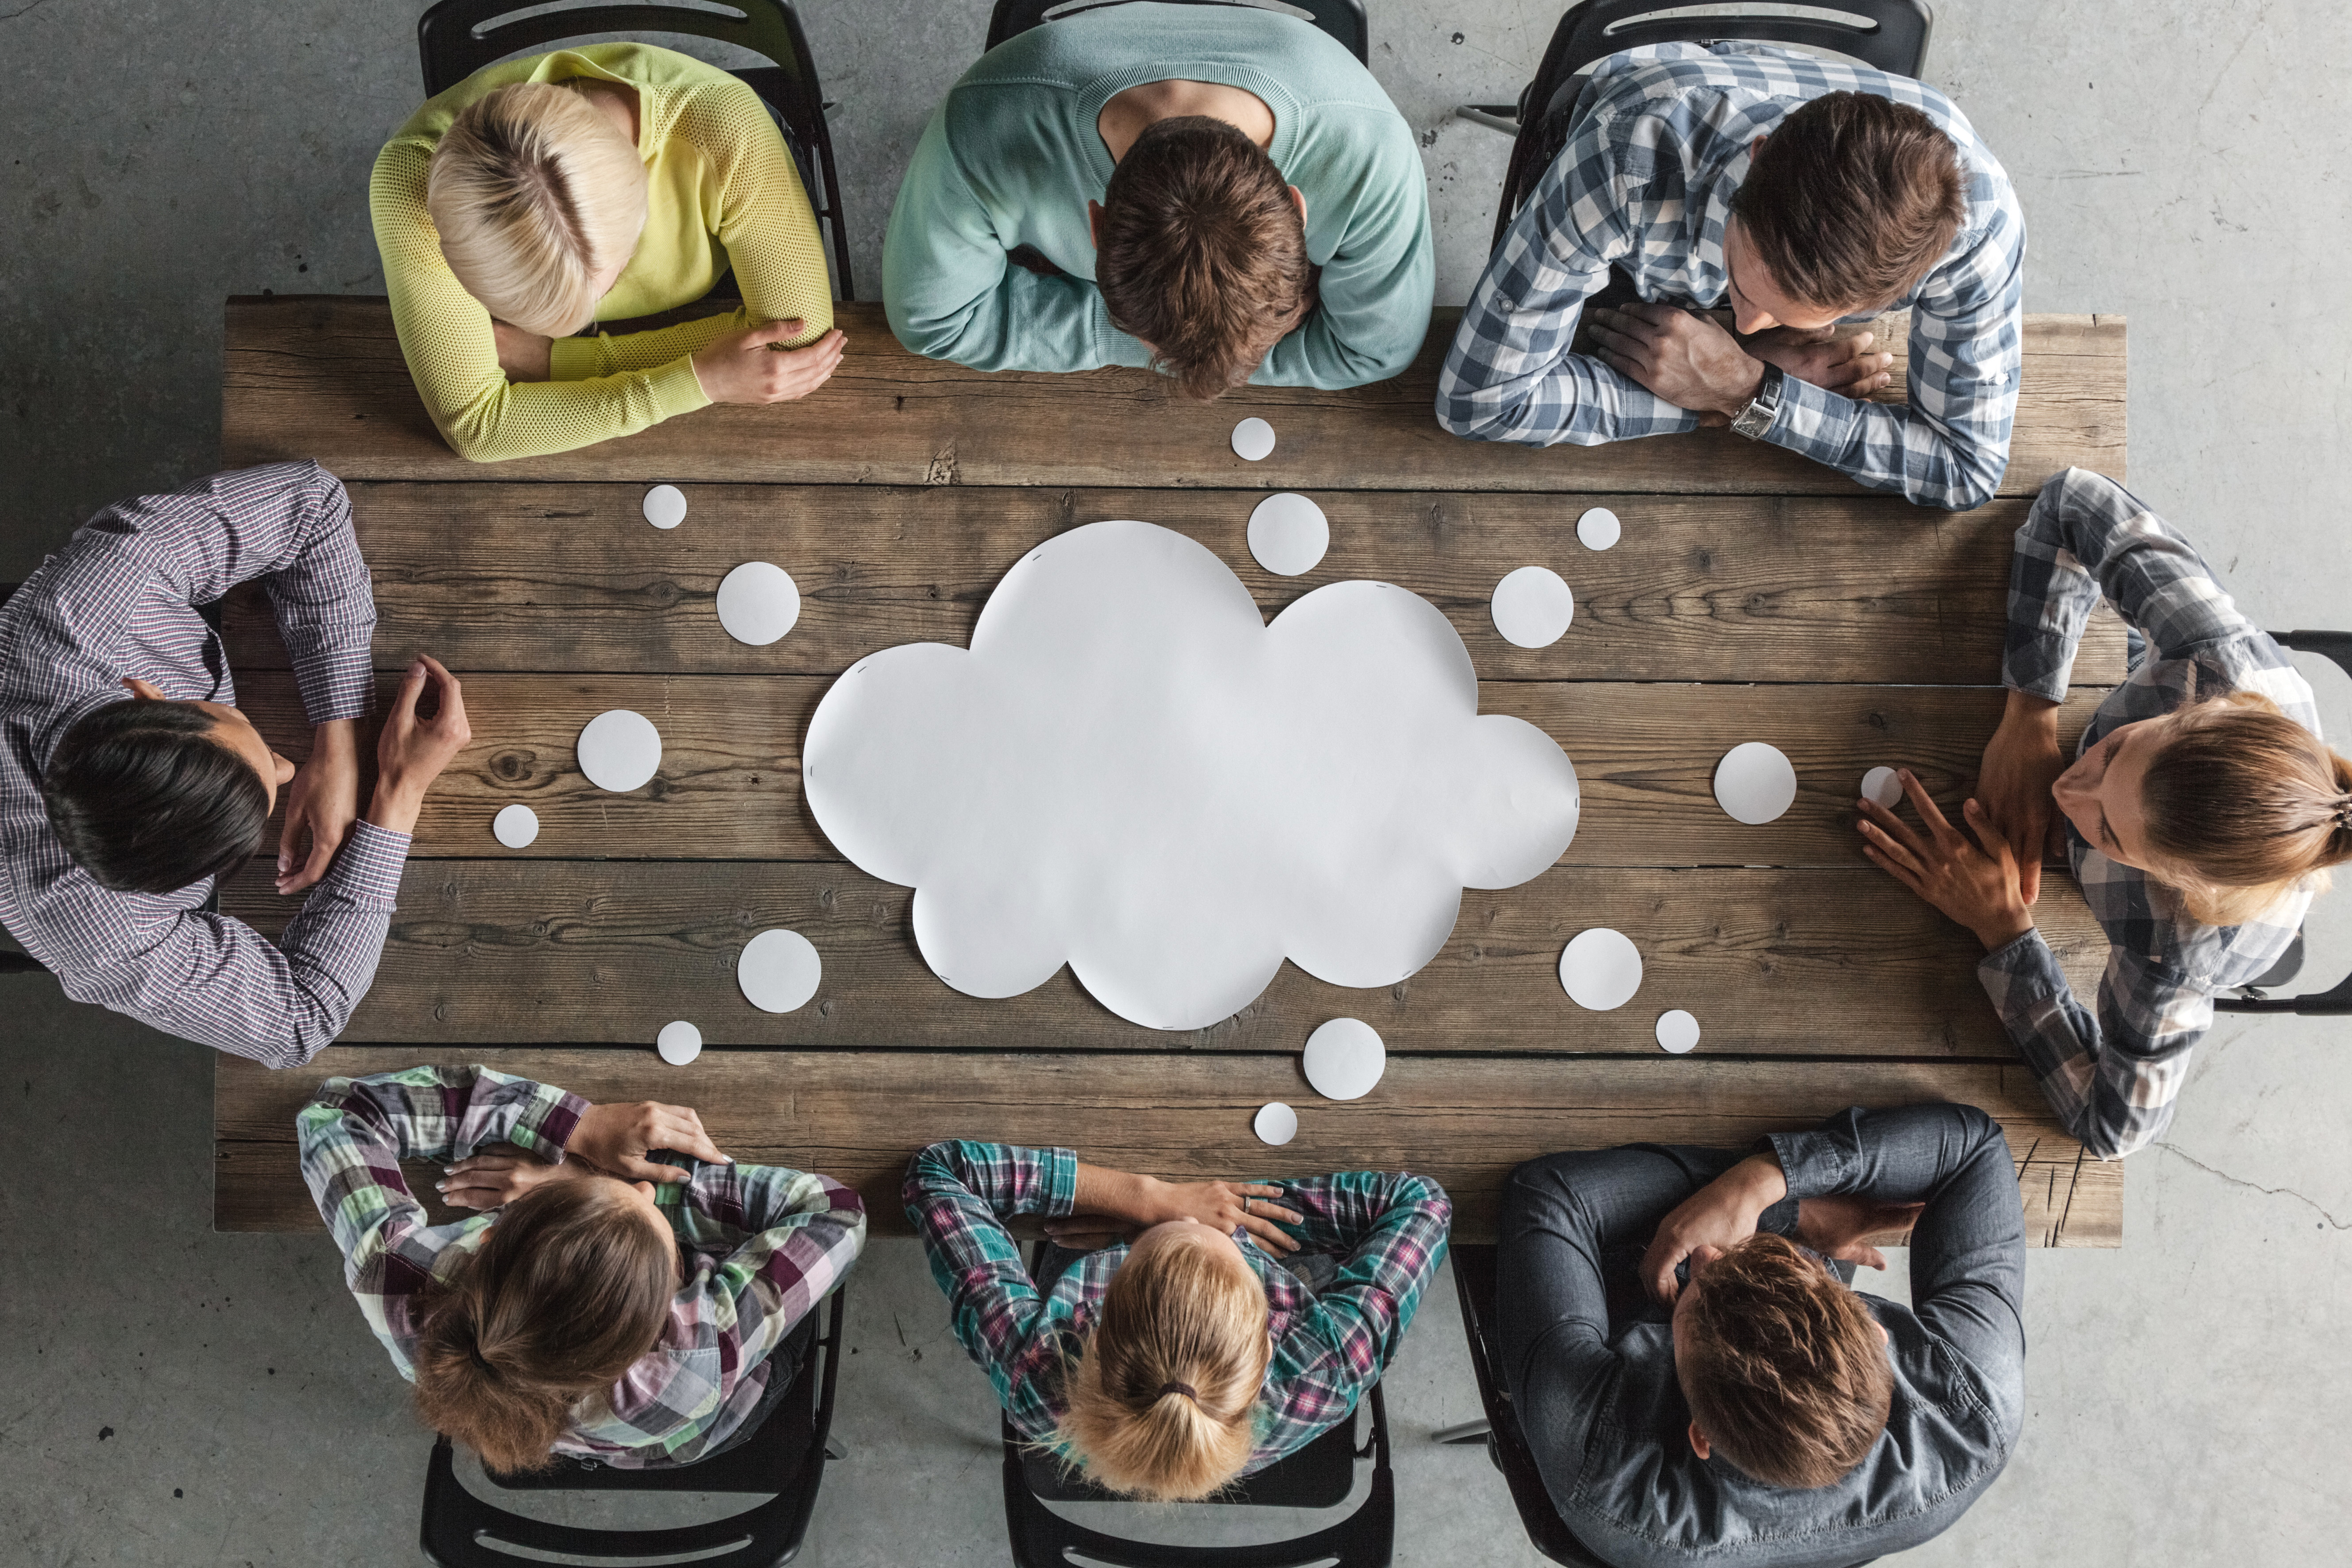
[222,297,2125,495]
[236,670,2113,870]
[218,482,2129,686]
[218,859,2104,1055]
[214,1048,2120,1245]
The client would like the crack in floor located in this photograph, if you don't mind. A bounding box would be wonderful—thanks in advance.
[2159,1143,2351,1231]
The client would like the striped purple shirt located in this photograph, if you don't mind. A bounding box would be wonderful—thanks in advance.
[0,462,405,1064]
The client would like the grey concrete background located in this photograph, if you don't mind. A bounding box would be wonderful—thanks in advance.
[2,2,2348,1564]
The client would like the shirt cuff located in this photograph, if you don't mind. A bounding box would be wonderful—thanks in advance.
[295,648,378,726]
[318,820,411,910]
[646,354,713,418]
[1978,926,2066,1007]
[1763,1130,1862,1202]
[1757,366,1844,457]
[511,1083,594,1163]
[1040,1146,1079,1218]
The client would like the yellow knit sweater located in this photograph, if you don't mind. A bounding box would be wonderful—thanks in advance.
[370,43,833,462]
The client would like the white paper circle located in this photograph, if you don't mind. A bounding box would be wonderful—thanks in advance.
[491,804,539,849]
[577,709,662,793]
[1714,741,1799,825]
[1253,1101,1298,1146]
[1655,1009,1701,1054]
[656,1019,703,1065]
[1860,766,1903,809]
[1231,417,1276,461]
[1302,1017,1385,1101]
[716,560,802,647]
[1247,493,1330,577]
[643,484,687,530]
[738,928,822,1014]
[1575,507,1621,551]
[1492,566,1575,649]
[1560,927,1644,1011]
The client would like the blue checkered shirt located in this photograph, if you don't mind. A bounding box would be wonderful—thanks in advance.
[1981,469,2320,1158]
[1436,43,2025,511]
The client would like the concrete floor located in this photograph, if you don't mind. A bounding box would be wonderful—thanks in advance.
[3,2,2349,1564]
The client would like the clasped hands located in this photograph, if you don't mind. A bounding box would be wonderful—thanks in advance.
[439,1100,732,1210]
[1045,1170,1307,1255]
[1639,1153,1922,1306]
[275,655,472,895]
[1586,303,1894,422]
[492,317,846,405]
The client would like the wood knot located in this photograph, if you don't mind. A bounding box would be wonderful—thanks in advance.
[924,441,959,486]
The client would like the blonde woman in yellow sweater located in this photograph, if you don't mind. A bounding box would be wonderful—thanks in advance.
[371,43,845,462]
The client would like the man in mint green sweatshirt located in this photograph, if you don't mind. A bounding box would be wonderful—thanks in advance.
[882,2,1434,395]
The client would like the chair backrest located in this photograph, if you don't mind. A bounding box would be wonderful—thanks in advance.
[986,0,1369,65]
[414,0,853,298]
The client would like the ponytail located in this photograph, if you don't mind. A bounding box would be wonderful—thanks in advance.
[2141,691,2352,925]
[1055,1232,1272,1502]
[411,1179,673,1474]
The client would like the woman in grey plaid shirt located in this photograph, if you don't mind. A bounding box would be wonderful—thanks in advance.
[1851,467,2352,1159]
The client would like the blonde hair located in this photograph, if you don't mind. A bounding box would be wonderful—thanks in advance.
[1056,1231,1272,1501]
[426,81,648,337]
[2140,690,2352,926]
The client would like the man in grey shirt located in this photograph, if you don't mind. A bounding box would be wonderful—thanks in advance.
[1499,1103,2025,1567]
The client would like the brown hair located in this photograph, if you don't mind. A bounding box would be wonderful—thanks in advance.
[2139,691,2352,925]
[1055,1230,1273,1500]
[427,81,648,337]
[1095,116,1312,401]
[1729,92,1967,313]
[411,1179,674,1473]
[1677,1234,1892,1489]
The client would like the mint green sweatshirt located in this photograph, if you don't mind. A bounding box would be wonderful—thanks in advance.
[882,3,1434,388]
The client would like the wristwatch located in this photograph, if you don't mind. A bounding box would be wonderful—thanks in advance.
[1729,363,1784,441]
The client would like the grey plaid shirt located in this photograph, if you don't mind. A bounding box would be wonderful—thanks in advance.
[1981,468,2319,1158]
[1436,43,2025,511]
[0,462,406,1065]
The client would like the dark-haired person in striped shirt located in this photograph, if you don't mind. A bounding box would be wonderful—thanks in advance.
[1439,44,2024,511]
[0,462,469,1064]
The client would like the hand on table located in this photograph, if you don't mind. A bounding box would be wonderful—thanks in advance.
[1794,1193,1924,1274]
[1855,768,2036,951]
[439,1141,583,1209]
[1742,324,1895,399]
[492,320,554,382]
[1641,1152,1787,1304]
[692,321,846,404]
[1588,302,1765,418]
[569,1100,731,1185]
[1056,1166,1306,1253]
[1976,692,2069,904]
[277,718,359,895]
[365,655,471,837]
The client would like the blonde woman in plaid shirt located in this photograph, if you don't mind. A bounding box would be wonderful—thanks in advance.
[1853,468,2352,1158]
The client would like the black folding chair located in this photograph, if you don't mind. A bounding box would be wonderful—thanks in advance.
[1458,0,1935,251]
[1000,1241,1394,1568]
[416,0,854,299]
[986,0,1369,65]
[420,1286,848,1568]
[1428,1245,1613,1568]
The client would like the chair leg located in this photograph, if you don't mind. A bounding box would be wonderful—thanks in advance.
[1433,1419,1493,1445]
[824,1436,848,1460]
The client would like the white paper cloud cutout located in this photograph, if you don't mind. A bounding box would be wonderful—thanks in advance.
[803,520,1580,1030]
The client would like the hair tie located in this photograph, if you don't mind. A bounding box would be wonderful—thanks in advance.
[2335,795,2352,831]
[1157,1381,1197,1402]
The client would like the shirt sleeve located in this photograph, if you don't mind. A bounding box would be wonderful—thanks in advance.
[2003,467,2259,700]
[296,1065,589,1372]
[902,1140,1078,1415]
[1434,116,1701,446]
[1764,1103,2027,1384]
[371,137,713,463]
[1978,929,2204,1159]
[1268,1170,1450,1407]
[665,1161,867,1396]
[1759,219,2023,511]
[882,104,1149,375]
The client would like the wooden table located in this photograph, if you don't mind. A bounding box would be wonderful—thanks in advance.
[214,297,2129,1244]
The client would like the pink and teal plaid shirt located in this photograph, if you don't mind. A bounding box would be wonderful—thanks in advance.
[300,1065,867,1467]
[904,1140,1449,1473]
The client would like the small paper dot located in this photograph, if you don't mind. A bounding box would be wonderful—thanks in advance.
[716,561,802,647]
[491,804,538,849]
[1575,507,1621,550]
[577,710,662,794]
[1492,566,1575,649]
[643,484,687,530]
[1860,766,1903,808]
[1655,1009,1701,1054]
[1247,493,1329,577]
[1560,928,1644,1011]
[1714,741,1798,825]
[1254,1101,1298,1146]
[656,1020,702,1065]
[1231,418,1276,461]
[738,929,822,1014]
[1302,1018,1385,1101]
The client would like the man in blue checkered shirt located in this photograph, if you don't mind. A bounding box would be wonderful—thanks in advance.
[1438,43,2024,511]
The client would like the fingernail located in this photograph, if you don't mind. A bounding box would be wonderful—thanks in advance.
[408,659,425,677]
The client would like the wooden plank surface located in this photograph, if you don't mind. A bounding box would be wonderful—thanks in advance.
[220,483,2128,686]
[222,297,2125,496]
[220,860,2104,1054]
[215,1048,2120,1245]
[239,671,2113,870]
